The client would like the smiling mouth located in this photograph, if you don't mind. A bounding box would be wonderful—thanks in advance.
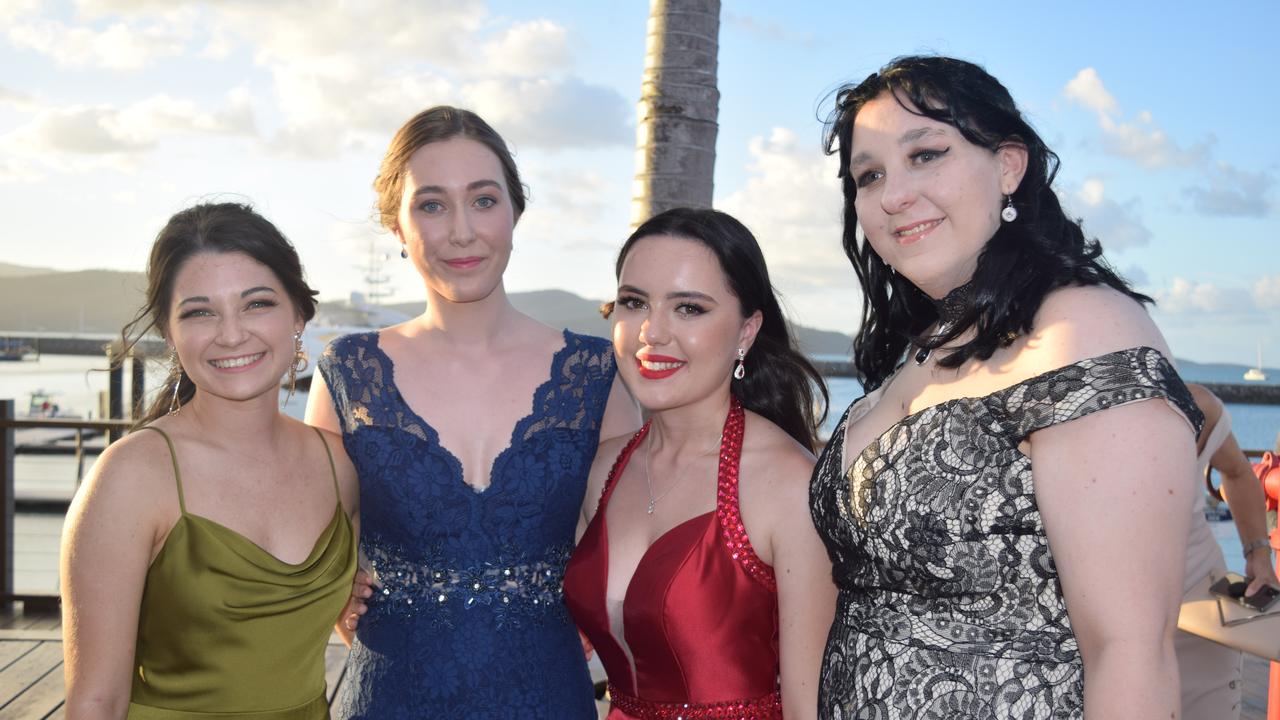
[636,355,686,379]
[445,257,484,268]
[894,219,943,240]
[209,352,264,369]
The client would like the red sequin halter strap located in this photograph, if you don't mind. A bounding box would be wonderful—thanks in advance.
[716,396,775,592]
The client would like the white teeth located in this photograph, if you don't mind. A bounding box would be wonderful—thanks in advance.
[210,353,263,369]
[640,360,683,371]
[898,220,941,237]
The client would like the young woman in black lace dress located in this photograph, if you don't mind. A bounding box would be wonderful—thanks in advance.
[810,56,1202,719]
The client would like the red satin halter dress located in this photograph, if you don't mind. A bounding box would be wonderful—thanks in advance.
[563,398,783,719]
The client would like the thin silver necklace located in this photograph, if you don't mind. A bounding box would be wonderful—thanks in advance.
[643,427,721,515]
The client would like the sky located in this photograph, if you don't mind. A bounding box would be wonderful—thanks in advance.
[0,0,1277,366]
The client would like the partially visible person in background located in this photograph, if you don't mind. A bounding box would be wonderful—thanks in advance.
[1179,382,1280,720]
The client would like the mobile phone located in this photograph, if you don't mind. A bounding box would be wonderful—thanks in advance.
[1210,572,1280,612]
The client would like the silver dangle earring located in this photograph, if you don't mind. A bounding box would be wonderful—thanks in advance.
[1001,195,1018,223]
[166,347,183,416]
[284,331,306,406]
[400,246,408,259]
[733,348,746,380]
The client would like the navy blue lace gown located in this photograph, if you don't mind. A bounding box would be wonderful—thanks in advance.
[318,330,615,720]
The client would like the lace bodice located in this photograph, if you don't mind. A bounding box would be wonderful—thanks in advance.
[319,329,616,719]
[809,346,1201,719]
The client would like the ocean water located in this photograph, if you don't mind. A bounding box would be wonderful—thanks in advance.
[2,356,1277,590]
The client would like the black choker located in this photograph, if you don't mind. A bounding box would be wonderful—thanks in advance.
[913,282,973,366]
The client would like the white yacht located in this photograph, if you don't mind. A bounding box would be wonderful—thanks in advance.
[1244,343,1267,382]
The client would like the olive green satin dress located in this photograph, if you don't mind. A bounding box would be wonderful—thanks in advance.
[128,427,356,720]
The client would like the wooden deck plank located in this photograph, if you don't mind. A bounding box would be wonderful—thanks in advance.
[0,644,62,708]
[0,645,64,720]
[0,644,37,673]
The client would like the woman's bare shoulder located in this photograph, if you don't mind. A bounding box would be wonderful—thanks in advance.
[1026,285,1170,368]
[74,424,180,514]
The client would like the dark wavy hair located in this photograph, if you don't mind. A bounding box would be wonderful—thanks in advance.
[119,202,318,426]
[608,208,828,452]
[374,106,527,230]
[824,55,1149,390]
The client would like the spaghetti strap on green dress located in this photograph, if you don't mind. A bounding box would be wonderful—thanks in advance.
[127,426,356,720]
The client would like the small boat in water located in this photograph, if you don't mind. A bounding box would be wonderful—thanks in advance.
[1245,343,1268,382]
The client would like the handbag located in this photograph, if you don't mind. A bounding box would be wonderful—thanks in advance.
[1178,569,1280,660]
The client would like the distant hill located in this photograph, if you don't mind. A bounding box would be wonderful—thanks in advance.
[382,289,855,356]
[1178,358,1280,386]
[1,268,856,356]
[17,268,1278,377]
[0,269,147,333]
[0,262,56,278]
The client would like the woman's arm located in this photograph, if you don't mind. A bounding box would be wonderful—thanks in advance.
[1029,287,1195,720]
[747,441,834,720]
[1034,399,1194,719]
[304,370,341,435]
[1187,383,1277,591]
[61,435,168,719]
[772,476,836,720]
[308,388,370,647]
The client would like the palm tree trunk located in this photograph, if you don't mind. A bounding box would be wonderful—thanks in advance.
[630,0,721,229]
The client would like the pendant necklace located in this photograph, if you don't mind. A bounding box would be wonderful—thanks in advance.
[643,427,722,515]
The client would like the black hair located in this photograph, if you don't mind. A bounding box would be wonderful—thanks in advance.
[824,55,1149,390]
[119,202,318,426]
[611,208,828,452]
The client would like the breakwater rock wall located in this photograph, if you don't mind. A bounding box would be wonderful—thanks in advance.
[1200,382,1280,405]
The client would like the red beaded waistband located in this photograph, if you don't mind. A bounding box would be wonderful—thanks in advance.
[607,684,783,720]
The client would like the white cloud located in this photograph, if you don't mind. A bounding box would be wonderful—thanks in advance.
[478,20,572,77]
[0,85,37,111]
[1062,68,1117,116]
[724,11,815,47]
[0,0,41,22]
[1065,178,1152,251]
[1254,275,1280,309]
[717,127,857,332]
[1184,162,1275,217]
[2,92,256,162]
[462,77,630,150]
[1063,67,1205,168]
[8,16,188,70]
[1153,277,1254,315]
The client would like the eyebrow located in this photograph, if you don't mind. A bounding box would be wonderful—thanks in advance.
[618,285,718,303]
[177,287,276,306]
[848,126,949,170]
[411,179,503,197]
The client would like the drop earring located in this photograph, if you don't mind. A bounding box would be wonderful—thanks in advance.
[733,348,746,380]
[1001,195,1018,223]
[400,246,408,259]
[166,347,182,416]
[284,331,306,406]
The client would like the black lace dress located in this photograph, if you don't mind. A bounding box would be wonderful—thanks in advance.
[809,347,1201,719]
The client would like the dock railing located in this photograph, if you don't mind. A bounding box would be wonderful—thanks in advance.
[0,399,132,610]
